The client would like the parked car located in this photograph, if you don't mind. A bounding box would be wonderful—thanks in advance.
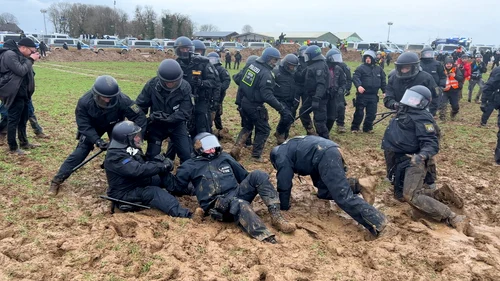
[163,40,176,53]
[0,34,40,49]
[246,42,273,49]
[435,44,468,56]
[202,41,217,49]
[218,41,245,51]
[405,43,431,52]
[355,42,401,53]
[129,40,163,53]
[48,38,89,51]
[308,41,333,49]
[89,39,129,54]
[469,45,495,55]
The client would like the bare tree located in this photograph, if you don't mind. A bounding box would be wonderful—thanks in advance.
[199,24,219,32]
[0,12,18,25]
[48,2,72,33]
[242,24,253,33]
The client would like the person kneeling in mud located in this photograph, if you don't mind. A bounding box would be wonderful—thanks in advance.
[174,132,296,243]
[104,121,192,218]
[270,135,387,237]
[381,86,467,231]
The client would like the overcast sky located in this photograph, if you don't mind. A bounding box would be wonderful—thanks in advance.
[4,0,500,45]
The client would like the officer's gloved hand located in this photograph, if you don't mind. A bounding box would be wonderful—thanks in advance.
[392,102,400,110]
[150,111,170,122]
[191,79,203,89]
[279,106,294,122]
[311,97,321,111]
[411,154,426,166]
[153,154,174,171]
[480,102,487,112]
[95,139,109,151]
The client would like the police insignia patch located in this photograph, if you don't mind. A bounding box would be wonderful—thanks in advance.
[130,104,140,113]
[424,123,435,133]
[316,70,323,76]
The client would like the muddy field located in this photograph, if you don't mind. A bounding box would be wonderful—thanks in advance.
[0,52,499,281]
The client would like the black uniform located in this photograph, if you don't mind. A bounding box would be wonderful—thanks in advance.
[492,51,500,71]
[326,64,348,132]
[175,152,280,241]
[480,67,500,164]
[104,146,191,217]
[333,62,352,128]
[381,106,454,220]
[301,60,330,138]
[295,58,314,134]
[420,58,446,115]
[53,92,147,183]
[483,51,492,67]
[225,52,231,69]
[136,78,193,162]
[212,63,231,131]
[271,136,386,236]
[469,60,488,102]
[177,55,219,135]
[233,67,253,146]
[234,52,242,69]
[351,63,386,132]
[273,65,300,138]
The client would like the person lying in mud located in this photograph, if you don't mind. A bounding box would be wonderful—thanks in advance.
[270,135,387,237]
[103,121,192,218]
[174,132,296,244]
[381,86,467,231]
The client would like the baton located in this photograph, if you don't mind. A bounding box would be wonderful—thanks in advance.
[72,149,105,172]
[294,106,313,121]
[100,195,151,210]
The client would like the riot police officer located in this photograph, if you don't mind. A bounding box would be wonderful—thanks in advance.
[272,54,300,144]
[207,52,232,139]
[104,121,192,217]
[270,135,387,237]
[351,50,386,133]
[325,48,350,134]
[175,133,296,243]
[480,67,500,164]
[174,36,219,135]
[135,59,193,162]
[49,75,147,196]
[299,45,330,139]
[382,86,467,231]
[420,47,446,115]
[295,45,316,135]
[230,47,293,162]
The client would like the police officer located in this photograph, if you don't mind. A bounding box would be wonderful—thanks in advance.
[384,52,440,116]
[270,135,387,237]
[325,48,350,134]
[230,47,293,162]
[174,36,219,135]
[49,75,147,195]
[234,50,242,70]
[351,50,386,133]
[135,59,193,162]
[295,45,316,135]
[419,47,446,114]
[480,67,500,164]
[382,86,467,231]
[104,120,192,217]
[272,54,300,144]
[207,52,232,139]
[300,45,330,139]
[469,53,488,103]
[175,133,296,243]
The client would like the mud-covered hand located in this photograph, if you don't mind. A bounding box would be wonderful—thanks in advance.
[411,154,426,166]
[311,97,321,111]
[391,101,400,110]
[95,139,109,151]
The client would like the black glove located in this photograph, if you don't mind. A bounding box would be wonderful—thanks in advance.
[150,111,170,122]
[411,154,426,166]
[311,97,321,111]
[280,107,294,123]
[344,90,351,96]
[191,79,203,88]
[154,154,174,172]
[95,139,109,150]
[480,102,487,112]
[392,102,400,110]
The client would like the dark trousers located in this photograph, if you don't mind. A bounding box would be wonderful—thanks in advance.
[146,121,192,163]
[7,97,29,150]
[40,48,46,57]
[237,101,270,158]
[54,134,99,182]
[0,100,43,135]
[335,94,347,127]
[234,61,240,70]
[468,78,484,102]
[238,107,253,146]
[351,94,378,132]
[299,95,329,139]
[192,100,211,135]
[492,60,499,71]
[213,91,227,130]
[225,61,231,69]
[480,96,500,125]
[439,90,460,119]
[496,126,500,164]
[275,100,296,137]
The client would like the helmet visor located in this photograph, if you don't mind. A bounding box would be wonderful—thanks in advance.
[208,57,220,65]
[421,50,434,59]
[199,135,221,152]
[332,53,343,63]
[93,92,118,109]
[159,78,182,92]
[400,89,429,109]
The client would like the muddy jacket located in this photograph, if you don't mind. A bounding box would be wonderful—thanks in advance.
[353,63,386,94]
[104,147,164,197]
[175,152,248,211]
[272,65,300,104]
[381,107,439,159]
[75,91,147,144]
[304,60,330,100]
[239,60,284,111]
[0,39,35,108]
[384,71,438,110]
[136,78,193,124]
[420,58,446,88]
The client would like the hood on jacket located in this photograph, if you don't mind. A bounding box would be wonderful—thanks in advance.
[3,39,20,51]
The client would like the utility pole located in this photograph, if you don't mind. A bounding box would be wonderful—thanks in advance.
[387,22,393,43]
[40,9,48,42]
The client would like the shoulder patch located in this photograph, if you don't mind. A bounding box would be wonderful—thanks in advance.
[130,104,140,114]
[424,123,435,133]
[122,158,132,165]
[316,69,323,76]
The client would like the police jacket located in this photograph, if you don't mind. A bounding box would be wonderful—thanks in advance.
[136,78,193,124]
[482,67,500,103]
[175,152,248,211]
[420,58,446,87]
[214,63,231,100]
[494,53,500,62]
[353,63,386,94]
[330,64,347,95]
[470,61,487,80]
[294,59,307,88]
[75,91,147,144]
[381,107,439,159]
[272,65,299,104]
[104,147,164,198]
[384,71,438,110]
[178,56,220,103]
[0,39,35,108]
[338,62,353,93]
[233,66,248,106]
[304,60,329,100]
[239,61,284,111]
[234,52,242,62]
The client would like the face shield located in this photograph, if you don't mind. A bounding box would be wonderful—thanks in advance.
[159,78,182,92]
[268,57,280,68]
[93,91,119,109]
[208,56,220,65]
[283,61,297,73]
[395,63,419,79]
[130,130,143,148]
[194,134,222,159]
[400,88,430,109]
[176,46,193,60]
[332,53,343,63]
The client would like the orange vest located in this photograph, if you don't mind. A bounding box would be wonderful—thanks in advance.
[444,67,459,91]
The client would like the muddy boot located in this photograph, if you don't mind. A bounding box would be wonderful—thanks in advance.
[251,156,268,163]
[274,131,286,145]
[218,128,231,140]
[268,204,296,234]
[35,132,51,139]
[358,176,377,205]
[337,125,346,134]
[191,207,205,223]
[263,236,277,244]
[433,183,464,209]
[48,178,64,196]
[450,112,457,121]
[230,131,250,161]
[305,126,317,136]
[446,212,468,233]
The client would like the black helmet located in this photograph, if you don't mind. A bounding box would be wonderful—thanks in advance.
[444,56,454,65]
[157,59,183,92]
[304,45,325,63]
[193,132,222,159]
[192,39,206,56]
[420,47,434,59]
[257,47,281,68]
[326,48,343,63]
[400,85,432,110]
[207,52,221,65]
[92,75,121,109]
[394,52,420,79]
[297,45,308,58]
[281,54,299,73]
[246,55,259,65]
[109,120,142,149]
[174,36,194,60]
[362,50,376,64]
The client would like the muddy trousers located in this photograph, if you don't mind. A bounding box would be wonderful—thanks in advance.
[299,95,329,139]
[468,78,484,102]
[234,101,270,158]
[0,100,43,135]
[212,171,281,241]
[275,100,296,137]
[146,121,192,163]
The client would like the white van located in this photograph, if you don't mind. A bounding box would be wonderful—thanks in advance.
[48,38,89,51]
[246,42,272,49]
[0,34,40,49]
[309,41,333,49]
[129,40,163,53]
